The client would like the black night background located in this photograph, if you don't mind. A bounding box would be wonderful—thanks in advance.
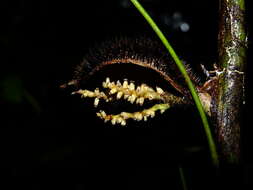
[0,0,252,189]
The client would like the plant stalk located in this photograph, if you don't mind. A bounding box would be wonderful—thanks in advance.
[130,0,219,166]
[214,0,247,163]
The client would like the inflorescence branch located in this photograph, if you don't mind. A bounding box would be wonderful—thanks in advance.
[72,77,185,126]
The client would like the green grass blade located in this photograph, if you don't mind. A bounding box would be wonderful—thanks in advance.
[130,0,219,167]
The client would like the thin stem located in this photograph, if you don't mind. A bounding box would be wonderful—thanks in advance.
[130,0,219,167]
[179,166,188,190]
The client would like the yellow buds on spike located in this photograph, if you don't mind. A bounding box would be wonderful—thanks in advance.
[72,88,111,105]
[96,104,170,126]
[72,77,185,126]
[100,77,165,104]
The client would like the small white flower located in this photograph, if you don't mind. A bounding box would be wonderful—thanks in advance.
[102,82,107,88]
[106,77,110,84]
[100,110,106,117]
[156,87,164,94]
[123,80,128,88]
[120,119,126,126]
[160,109,165,114]
[116,91,123,99]
[124,94,129,99]
[139,97,144,105]
[110,88,117,94]
[111,118,116,125]
[116,80,121,86]
[130,94,136,104]
[134,112,143,121]
[94,98,99,107]
[129,82,135,91]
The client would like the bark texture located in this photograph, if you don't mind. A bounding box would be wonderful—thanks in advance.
[213,0,247,163]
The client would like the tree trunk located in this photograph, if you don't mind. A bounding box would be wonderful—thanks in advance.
[213,0,247,163]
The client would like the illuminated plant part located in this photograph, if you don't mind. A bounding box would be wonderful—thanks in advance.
[72,77,184,126]
[96,104,170,126]
[61,37,219,126]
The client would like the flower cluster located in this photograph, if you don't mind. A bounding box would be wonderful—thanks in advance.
[102,77,165,105]
[71,77,182,126]
[72,88,110,107]
[96,104,170,126]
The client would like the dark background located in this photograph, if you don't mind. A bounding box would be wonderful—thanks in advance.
[0,0,252,189]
